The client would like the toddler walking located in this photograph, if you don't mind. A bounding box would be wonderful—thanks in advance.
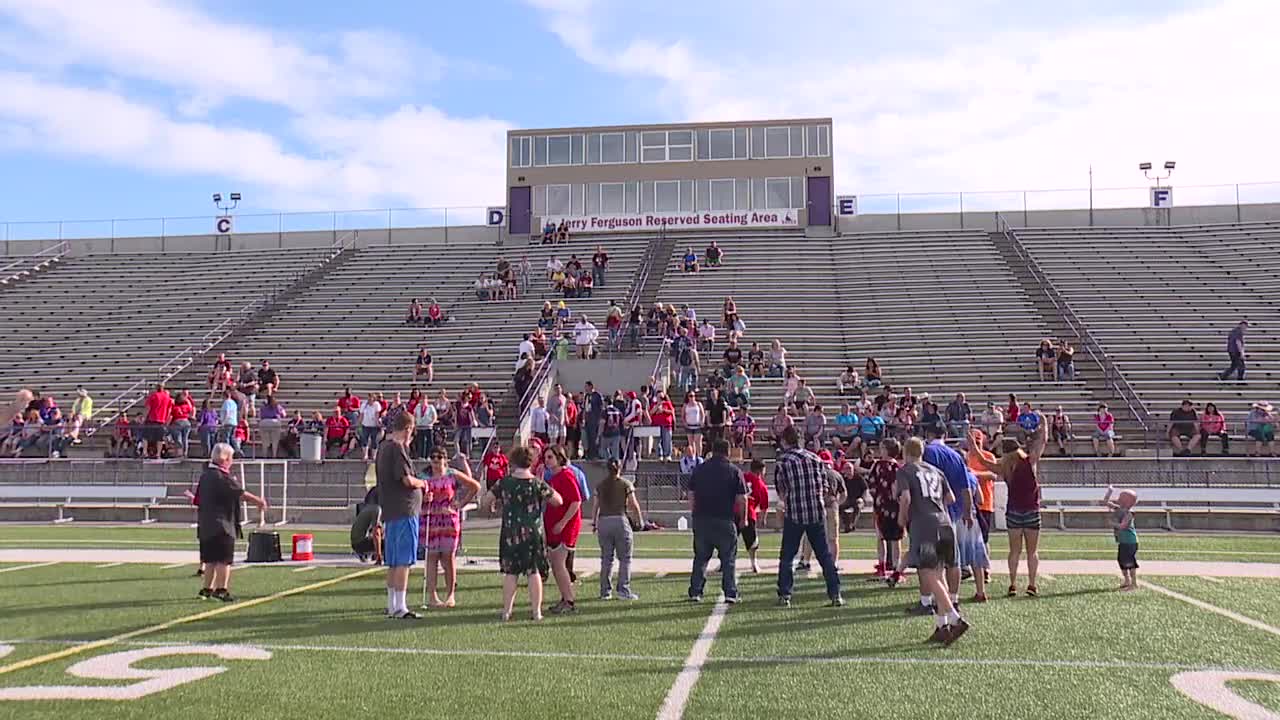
[1102,486,1139,591]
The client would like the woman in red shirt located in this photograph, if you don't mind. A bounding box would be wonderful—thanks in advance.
[169,390,195,456]
[482,441,510,490]
[564,395,581,458]
[971,417,1047,598]
[650,391,675,461]
[542,444,582,614]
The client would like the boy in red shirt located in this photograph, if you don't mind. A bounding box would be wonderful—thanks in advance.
[741,459,771,574]
[866,438,905,585]
[325,406,353,458]
[482,441,510,490]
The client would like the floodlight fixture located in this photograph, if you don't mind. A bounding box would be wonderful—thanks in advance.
[1163,161,1176,170]
[212,193,222,203]
[1138,162,1152,171]
[230,192,242,201]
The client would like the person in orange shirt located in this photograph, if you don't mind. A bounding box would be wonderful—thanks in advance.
[965,429,999,557]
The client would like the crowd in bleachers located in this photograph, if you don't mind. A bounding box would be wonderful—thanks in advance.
[0,388,93,458]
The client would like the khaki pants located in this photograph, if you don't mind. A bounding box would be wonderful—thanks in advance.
[801,505,840,562]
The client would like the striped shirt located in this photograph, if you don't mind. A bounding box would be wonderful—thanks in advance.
[773,447,839,526]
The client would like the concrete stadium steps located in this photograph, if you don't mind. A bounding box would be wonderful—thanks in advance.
[164,236,651,418]
[0,247,336,403]
[1014,224,1280,425]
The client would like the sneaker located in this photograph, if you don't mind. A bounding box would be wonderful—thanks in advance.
[776,596,792,608]
[887,572,903,589]
[394,610,421,620]
[795,561,812,572]
[750,561,760,574]
[688,595,703,603]
[549,601,577,615]
[961,568,973,580]
[1006,585,1018,598]
[617,591,640,601]
[927,625,948,644]
[829,595,846,608]
[1026,585,1039,598]
[211,589,237,603]
[943,618,971,646]
[600,591,613,601]
[197,588,213,600]
[906,603,935,616]
[972,593,988,603]
[569,571,578,583]
[724,594,740,605]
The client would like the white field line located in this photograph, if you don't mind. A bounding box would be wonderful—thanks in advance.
[159,562,190,570]
[1139,580,1280,639]
[1199,575,1224,584]
[1039,572,1058,581]
[1,638,1276,676]
[292,566,317,573]
[655,571,668,579]
[0,562,58,574]
[656,597,729,720]
[94,562,125,569]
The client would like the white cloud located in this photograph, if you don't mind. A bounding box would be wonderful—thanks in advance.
[0,0,510,211]
[530,0,1280,204]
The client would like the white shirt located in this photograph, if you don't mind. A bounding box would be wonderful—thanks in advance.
[574,321,598,346]
[684,402,704,427]
[414,402,437,428]
[530,406,549,433]
[518,339,535,360]
[699,324,715,340]
[546,258,563,272]
[359,401,382,428]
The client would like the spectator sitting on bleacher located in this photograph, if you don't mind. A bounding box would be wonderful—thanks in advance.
[415,347,434,382]
[1092,403,1116,457]
[579,270,594,297]
[546,254,563,284]
[1051,406,1073,456]
[1199,403,1229,456]
[646,302,663,336]
[38,396,65,457]
[837,365,860,396]
[1168,400,1199,457]
[259,395,287,458]
[791,378,816,412]
[857,411,885,451]
[919,400,944,440]
[106,412,135,458]
[899,386,918,411]
[804,403,827,451]
[325,406,353,458]
[893,401,916,441]
[979,402,1004,451]
[538,301,556,331]
[517,334,536,369]
[1036,339,1057,382]
[574,315,599,359]
[863,357,882,389]
[721,297,740,339]
[557,219,570,243]
[208,353,233,394]
[566,254,581,278]
[682,247,699,273]
[406,298,423,326]
[67,387,93,445]
[833,403,858,448]
[746,342,765,378]
[726,366,751,408]
[426,298,444,328]
[258,360,280,399]
[1006,394,1021,428]
[698,319,716,353]
[555,301,571,333]
[705,240,723,267]
[721,339,743,377]
[542,221,556,244]
[1246,401,1277,457]
[1016,402,1040,442]
[782,367,800,405]
[236,363,259,417]
[1055,340,1075,381]
[562,272,578,299]
[530,327,549,358]
[770,404,794,451]
[475,272,491,301]
[338,387,361,428]
[945,393,972,438]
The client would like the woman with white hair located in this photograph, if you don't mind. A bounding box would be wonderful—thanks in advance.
[196,443,268,602]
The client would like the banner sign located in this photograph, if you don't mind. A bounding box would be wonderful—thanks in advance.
[836,195,858,216]
[215,216,234,234]
[541,209,798,233]
[486,207,506,226]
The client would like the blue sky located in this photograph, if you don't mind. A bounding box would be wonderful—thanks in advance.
[1,0,1277,229]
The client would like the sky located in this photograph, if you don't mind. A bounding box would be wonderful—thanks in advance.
[1,0,1278,229]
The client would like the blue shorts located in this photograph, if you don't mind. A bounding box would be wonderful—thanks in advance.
[383,517,420,567]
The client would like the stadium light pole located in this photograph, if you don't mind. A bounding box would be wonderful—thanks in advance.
[212,192,242,215]
[1139,162,1175,225]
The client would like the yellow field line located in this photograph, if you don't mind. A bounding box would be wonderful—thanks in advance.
[0,566,381,677]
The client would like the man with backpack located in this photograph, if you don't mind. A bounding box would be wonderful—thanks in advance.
[601,402,625,462]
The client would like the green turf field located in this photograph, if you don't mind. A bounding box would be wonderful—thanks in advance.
[1,530,1279,719]
[2,523,1278,562]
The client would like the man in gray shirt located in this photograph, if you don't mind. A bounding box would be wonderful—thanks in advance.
[896,437,968,646]
[377,411,428,619]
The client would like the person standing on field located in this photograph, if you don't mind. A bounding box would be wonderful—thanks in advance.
[897,437,969,645]
[377,412,431,619]
[197,443,267,602]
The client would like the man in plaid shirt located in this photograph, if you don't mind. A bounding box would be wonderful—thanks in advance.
[774,426,844,607]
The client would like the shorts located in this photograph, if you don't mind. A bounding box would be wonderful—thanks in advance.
[144,423,166,443]
[198,534,236,565]
[976,509,994,543]
[686,425,703,436]
[875,513,903,542]
[739,519,759,551]
[910,525,958,570]
[547,523,580,550]
[1249,427,1276,442]
[1052,428,1071,442]
[1093,428,1115,440]
[1006,509,1043,530]
[1117,542,1139,570]
[383,516,420,567]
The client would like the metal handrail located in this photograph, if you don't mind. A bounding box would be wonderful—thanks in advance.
[996,213,1153,441]
[615,222,663,355]
[0,241,70,279]
[477,338,563,462]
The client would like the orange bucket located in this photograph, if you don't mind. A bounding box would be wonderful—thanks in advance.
[291,533,314,562]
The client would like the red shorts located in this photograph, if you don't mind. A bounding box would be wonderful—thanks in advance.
[546,523,580,550]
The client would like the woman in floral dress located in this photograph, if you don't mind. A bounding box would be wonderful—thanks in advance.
[486,445,563,621]
[421,449,480,608]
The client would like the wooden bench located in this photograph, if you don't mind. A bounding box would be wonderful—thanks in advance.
[0,484,169,523]
[1039,486,1280,531]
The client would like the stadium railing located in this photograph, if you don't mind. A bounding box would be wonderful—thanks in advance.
[0,241,69,284]
[996,213,1154,446]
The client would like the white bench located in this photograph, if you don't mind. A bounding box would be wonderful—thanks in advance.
[1040,486,1280,531]
[0,484,169,524]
